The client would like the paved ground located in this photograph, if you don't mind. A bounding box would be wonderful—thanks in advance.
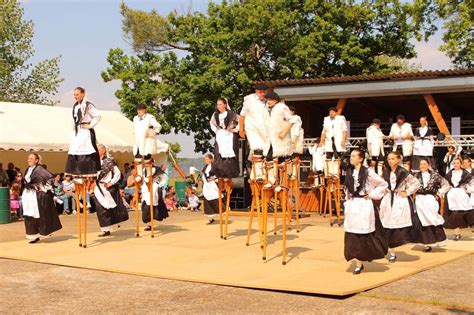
[1,211,473,314]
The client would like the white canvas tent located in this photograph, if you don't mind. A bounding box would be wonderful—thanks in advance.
[0,102,135,173]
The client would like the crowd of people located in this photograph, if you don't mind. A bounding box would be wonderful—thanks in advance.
[5,84,473,275]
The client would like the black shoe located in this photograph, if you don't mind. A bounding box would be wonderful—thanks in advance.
[207,219,215,225]
[453,234,461,241]
[353,264,364,275]
[98,231,111,237]
[144,226,151,231]
[389,254,397,263]
[423,246,432,252]
[29,238,40,244]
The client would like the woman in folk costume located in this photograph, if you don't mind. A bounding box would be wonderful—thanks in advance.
[379,151,421,262]
[442,145,461,176]
[343,149,389,274]
[413,158,449,251]
[93,144,129,237]
[210,97,240,180]
[388,115,414,170]
[411,116,436,172]
[133,104,169,181]
[22,153,62,243]
[366,118,386,175]
[201,153,220,224]
[65,87,101,177]
[444,158,474,240]
[239,83,269,180]
[462,156,474,209]
[141,163,169,231]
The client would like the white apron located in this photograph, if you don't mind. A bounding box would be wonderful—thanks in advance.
[215,129,235,158]
[446,188,472,211]
[202,165,219,201]
[415,194,444,226]
[344,198,375,234]
[380,193,413,228]
[22,166,40,218]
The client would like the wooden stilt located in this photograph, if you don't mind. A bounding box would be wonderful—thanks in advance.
[246,181,256,246]
[223,179,231,240]
[147,163,154,238]
[75,184,82,247]
[273,159,278,235]
[82,179,88,248]
[134,178,141,237]
[218,179,224,239]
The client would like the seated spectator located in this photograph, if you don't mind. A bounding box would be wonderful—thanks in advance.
[62,175,76,214]
[123,164,138,208]
[186,189,200,212]
[10,183,21,219]
[11,172,23,218]
[164,186,177,212]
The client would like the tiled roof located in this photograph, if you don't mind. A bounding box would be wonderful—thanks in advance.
[260,69,474,87]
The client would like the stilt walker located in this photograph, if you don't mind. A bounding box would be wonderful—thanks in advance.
[209,97,240,238]
[319,107,347,226]
[132,103,170,237]
[261,91,294,264]
[287,105,304,232]
[389,115,414,171]
[366,118,386,175]
[240,83,269,247]
[65,87,101,248]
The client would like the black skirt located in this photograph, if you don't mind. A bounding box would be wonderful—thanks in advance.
[204,198,220,215]
[444,209,474,229]
[416,225,447,244]
[213,134,240,179]
[141,188,169,223]
[65,152,101,176]
[24,191,62,238]
[94,185,129,228]
[384,197,422,248]
[344,208,388,262]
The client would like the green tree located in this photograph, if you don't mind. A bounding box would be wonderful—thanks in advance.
[0,0,63,105]
[437,1,473,68]
[104,0,440,153]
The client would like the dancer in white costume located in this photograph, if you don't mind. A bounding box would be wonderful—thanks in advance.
[343,149,388,275]
[412,116,436,172]
[366,118,385,175]
[239,83,269,180]
[133,104,169,181]
[388,115,414,170]
[413,158,449,252]
[319,107,347,176]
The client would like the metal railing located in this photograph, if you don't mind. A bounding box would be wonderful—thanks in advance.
[303,134,474,150]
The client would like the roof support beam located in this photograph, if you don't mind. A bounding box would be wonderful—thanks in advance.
[336,98,347,115]
[424,94,451,136]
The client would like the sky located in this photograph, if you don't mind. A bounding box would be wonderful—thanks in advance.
[20,0,453,157]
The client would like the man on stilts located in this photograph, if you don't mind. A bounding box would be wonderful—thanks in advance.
[133,104,169,236]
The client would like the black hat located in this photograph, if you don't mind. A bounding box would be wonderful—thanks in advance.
[136,104,147,109]
[265,91,280,101]
[254,83,269,90]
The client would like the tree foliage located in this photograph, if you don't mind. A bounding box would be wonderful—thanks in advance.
[0,0,63,105]
[103,0,457,153]
[437,0,473,68]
